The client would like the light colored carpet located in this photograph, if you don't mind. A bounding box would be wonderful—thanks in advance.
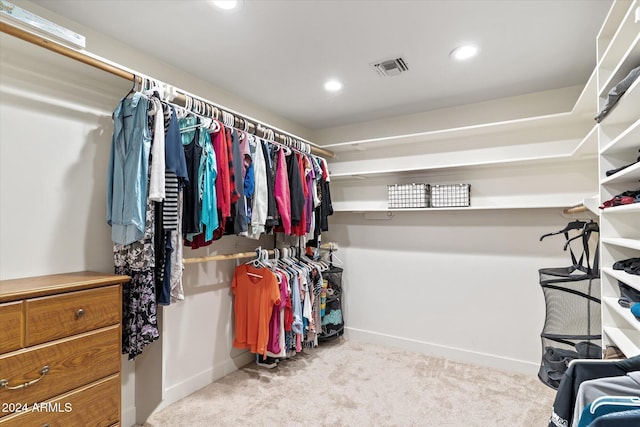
[141,338,555,426]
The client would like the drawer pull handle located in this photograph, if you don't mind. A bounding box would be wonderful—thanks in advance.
[0,365,50,390]
[76,308,85,318]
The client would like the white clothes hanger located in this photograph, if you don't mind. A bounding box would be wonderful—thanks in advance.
[589,395,640,413]
[209,118,221,133]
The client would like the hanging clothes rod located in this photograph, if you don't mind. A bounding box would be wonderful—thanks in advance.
[183,242,338,265]
[0,21,335,159]
[563,205,589,215]
[183,250,275,265]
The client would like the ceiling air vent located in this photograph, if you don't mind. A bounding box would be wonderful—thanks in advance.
[371,57,409,77]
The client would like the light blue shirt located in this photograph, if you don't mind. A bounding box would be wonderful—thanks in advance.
[200,130,218,241]
[106,92,151,245]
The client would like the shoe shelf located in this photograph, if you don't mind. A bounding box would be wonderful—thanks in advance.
[601,237,640,251]
[602,267,640,291]
[329,157,597,213]
[601,162,640,187]
[597,0,640,358]
[599,117,640,155]
[602,295,640,357]
[602,326,640,357]
[599,203,640,214]
[596,0,640,98]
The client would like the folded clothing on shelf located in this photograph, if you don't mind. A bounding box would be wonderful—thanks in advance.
[595,65,640,123]
[603,345,626,359]
[606,149,640,177]
[618,280,640,307]
[613,257,640,276]
[600,189,640,209]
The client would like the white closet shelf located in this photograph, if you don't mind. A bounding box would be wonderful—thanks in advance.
[328,137,594,178]
[331,201,588,213]
[597,2,640,94]
[599,75,640,126]
[602,326,640,357]
[603,296,640,332]
[601,237,640,251]
[598,0,639,362]
[602,267,640,290]
[321,112,590,154]
[600,117,640,155]
[601,162,640,185]
[600,203,640,214]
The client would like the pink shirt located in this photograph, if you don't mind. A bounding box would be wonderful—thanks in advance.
[212,122,230,219]
[267,272,289,354]
[274,149,291,234]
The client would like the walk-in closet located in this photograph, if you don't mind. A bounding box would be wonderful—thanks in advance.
[1,1,638,426]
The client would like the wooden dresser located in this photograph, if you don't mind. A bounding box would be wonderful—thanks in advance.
[0,271,128,427]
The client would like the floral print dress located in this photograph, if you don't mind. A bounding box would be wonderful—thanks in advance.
[114,199,160,360]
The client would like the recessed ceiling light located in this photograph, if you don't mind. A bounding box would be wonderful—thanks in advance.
[324,79,343,92]
[450,44,479,61]
[212,0,239,10]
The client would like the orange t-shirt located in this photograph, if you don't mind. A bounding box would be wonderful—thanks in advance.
[232,264,281,356]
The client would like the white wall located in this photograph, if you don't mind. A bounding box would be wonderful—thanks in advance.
[324,208,597,375]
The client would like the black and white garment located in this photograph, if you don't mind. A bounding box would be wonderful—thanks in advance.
[114,199,160,360]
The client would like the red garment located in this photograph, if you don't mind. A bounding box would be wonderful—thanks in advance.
[274,149,291,234]
[212,123,230,219]
[183,229,213,249]
[320,158,330,181]
[284,280,293,332]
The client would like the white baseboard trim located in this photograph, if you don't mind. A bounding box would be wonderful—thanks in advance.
[152,351,255,414]
[344,327,541,376]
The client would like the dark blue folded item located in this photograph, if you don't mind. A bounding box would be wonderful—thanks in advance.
[613,258,640,276]
[618,281,640,308]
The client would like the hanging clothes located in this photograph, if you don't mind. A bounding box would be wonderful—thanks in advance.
[158,103,188,305]
[248,136,267,239]
[232,263,280,357]
[230,128,248,235]
[200,129,219,241]
[107,91,152,245]
[548,355,640,427]
[181,117,203,236]
[274,148,291,234]
[115,199,160,360]
[287,152,305,228]
[261,141,279,231]
[108,91,161,359]
[148,98,166,202]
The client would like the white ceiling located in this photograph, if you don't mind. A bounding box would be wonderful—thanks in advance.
[30,0,613,130]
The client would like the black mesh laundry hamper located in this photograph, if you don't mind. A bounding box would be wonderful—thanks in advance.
[319,265,344,342]
[538,222,601,389]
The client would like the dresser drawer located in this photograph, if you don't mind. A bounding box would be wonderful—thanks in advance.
[0,373,120,427]
[25,286,120,346]
[0,302,23,353]
[0,326,120,414]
